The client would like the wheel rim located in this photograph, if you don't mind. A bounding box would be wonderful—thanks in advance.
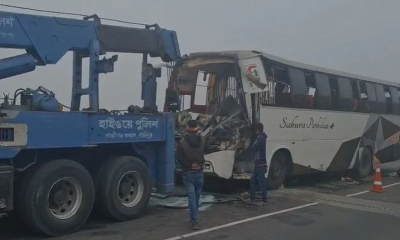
[361,151,371,171]
[117,171,144,207]
[361,154,368,168]
[270,160,283,180]
[48,177,83,220]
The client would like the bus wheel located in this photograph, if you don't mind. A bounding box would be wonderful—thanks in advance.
[95,156,152,221]
[18,160,95,236]
[353,147,373,178]
[267,152,287,190]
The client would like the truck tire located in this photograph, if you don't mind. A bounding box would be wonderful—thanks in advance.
[95,155,152,221]
[17,159,95,236]
[267,152,287,190]
[353,147,373,178]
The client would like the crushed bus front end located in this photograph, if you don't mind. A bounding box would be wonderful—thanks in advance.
[164,51,273,180]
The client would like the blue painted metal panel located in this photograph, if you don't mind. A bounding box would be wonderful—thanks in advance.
[0,147,20,159]
[88,114,166,144]
[0,11,98,64]
[135,113,175,194]
[98,25,181,62]
[134,143,159,185]
[158,28,181,62]
[0,53,36,80]
[0,111,171,148]
[12,111,88,148]
[156,113,175,194]
[0,111,175,194]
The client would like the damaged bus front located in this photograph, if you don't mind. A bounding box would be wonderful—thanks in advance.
[163,51,279,188]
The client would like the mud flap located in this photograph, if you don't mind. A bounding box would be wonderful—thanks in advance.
[0,165,13,211]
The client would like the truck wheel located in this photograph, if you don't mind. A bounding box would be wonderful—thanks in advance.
[95,155,152,221]
[267,152,287,190]
[353,147,373,178]
[17,160,95,236]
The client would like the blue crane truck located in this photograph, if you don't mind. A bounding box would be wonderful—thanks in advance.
[0,11,180,236]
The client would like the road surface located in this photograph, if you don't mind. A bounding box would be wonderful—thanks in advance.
[1,172,399,240]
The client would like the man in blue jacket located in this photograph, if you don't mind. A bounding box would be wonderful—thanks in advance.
[250,122,268,203]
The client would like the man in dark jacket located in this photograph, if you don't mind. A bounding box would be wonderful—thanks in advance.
[176,120,205,230]
[250,122,268,203]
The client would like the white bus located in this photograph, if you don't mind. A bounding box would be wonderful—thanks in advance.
[164,51,400,189]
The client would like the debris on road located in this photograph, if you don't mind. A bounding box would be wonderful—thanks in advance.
[149,194,216,211]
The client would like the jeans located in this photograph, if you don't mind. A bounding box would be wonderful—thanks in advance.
[250,167,268,202]
[183,171,204,224]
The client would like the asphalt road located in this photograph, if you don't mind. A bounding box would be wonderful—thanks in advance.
[180,182,400,240]
[1,172,399,240]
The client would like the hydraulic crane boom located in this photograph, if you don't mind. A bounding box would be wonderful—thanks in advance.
[0,11,180,111]
[99,23,180,62]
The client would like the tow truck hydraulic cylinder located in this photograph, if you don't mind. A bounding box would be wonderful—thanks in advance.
[0,53,36,80]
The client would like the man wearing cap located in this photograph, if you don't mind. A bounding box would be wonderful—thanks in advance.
[176,119,205,230]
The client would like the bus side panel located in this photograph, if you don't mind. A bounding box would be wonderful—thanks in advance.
[259,106,390,174]
[377,115,400,163]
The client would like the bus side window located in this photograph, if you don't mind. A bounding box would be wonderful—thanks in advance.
[329,77,340,110]
[358,81,369,112]
[385,86,394,114]
[389,87,400,114]
[274,67,291,107]
[288,68,307,108]
[349,80,361,111]
[374,84,387,113]
[365,82,378,112]
[314,73,331,109]
[304,72,317,108]
[338,77,353,111]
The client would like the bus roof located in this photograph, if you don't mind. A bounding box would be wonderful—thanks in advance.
[185,50,400,88]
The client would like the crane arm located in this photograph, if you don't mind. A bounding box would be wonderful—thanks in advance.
[99,24,180,62]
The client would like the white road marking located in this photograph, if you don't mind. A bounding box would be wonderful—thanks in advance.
[163,202,318,240]
[345,182,400,197]
[164,181,400,240]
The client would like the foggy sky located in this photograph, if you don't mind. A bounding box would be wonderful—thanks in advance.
[1,0,400,110]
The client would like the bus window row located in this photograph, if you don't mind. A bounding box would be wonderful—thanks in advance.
[261,64,400,115]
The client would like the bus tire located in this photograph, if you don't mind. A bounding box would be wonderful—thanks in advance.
[17,159,95,237]
[95,155,152,221]
[267,152,288,190]
[353,147,373,178]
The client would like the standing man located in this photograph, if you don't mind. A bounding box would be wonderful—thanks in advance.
[176,120,205,230]
[249,122,268,203]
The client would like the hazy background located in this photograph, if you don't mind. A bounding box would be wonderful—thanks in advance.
[1,0,400,110]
